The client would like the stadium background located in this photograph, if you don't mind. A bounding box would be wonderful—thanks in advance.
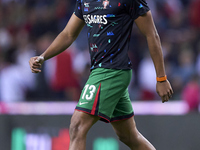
[0,0,200,150]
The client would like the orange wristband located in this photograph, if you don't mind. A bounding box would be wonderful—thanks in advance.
[156,75,167,82]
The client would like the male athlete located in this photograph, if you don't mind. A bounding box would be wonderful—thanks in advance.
[29,0,173,149]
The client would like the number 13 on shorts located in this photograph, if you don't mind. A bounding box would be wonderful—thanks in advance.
[81,84,97,100]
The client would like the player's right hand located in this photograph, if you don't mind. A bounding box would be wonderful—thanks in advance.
[29,56,44,73]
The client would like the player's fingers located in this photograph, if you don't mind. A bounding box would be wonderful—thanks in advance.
[170,88,174,95]
[32,64,41,69]
[29,57,37,67]
[29,62,34,70]
[31,68,41,73]
[33,61,42,66]
[168,94,172,99]
[29,56,43,73]
[29,62,40,69]
[29,59,33,66]
[168,91,172,99]
[162,95,169,103]
[158,92,168,103]
[161,97,165,103]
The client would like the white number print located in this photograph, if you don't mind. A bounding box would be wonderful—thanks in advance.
[82,84,96,100]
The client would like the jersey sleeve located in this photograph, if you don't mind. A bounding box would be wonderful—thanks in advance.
[74,0,84,20]
[127,0,150,20]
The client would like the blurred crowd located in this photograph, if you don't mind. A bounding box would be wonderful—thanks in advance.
[0,0,200,111]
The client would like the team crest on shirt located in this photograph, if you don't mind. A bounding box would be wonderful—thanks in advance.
[84,2,90,11]
[103,0,110,9]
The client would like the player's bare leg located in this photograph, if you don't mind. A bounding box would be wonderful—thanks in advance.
[111,117,156,150]
[69,110,100,150]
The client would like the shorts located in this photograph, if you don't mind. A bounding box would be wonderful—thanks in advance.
[75,68,134,123]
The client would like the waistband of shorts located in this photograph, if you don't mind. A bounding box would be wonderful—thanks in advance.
[91,68,132,73]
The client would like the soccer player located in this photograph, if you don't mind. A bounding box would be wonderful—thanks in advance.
[29,0,173,149]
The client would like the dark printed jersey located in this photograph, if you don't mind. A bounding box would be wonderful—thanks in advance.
[74,0,150,70]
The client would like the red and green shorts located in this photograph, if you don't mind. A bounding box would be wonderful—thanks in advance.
[75,68,134,123]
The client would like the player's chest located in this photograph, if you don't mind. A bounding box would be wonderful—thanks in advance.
[80,0,123,14]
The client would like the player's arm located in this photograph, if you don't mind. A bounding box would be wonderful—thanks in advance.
[29,14,85,73]
[134,11,173,103]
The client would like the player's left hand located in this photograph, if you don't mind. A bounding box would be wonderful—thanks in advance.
[156,80,173,103]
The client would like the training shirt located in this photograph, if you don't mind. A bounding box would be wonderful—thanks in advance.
[74,0,150,70]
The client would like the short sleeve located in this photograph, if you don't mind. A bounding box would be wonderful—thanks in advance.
[74,0,84,20]
[127,0,150,20]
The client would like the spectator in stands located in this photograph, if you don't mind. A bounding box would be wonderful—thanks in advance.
[189,0,200,28]
[182,75,200,112]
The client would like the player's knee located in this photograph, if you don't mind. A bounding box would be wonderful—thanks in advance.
[116,129,141,147]
[116,132,131,145]
[69,119,83,140]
